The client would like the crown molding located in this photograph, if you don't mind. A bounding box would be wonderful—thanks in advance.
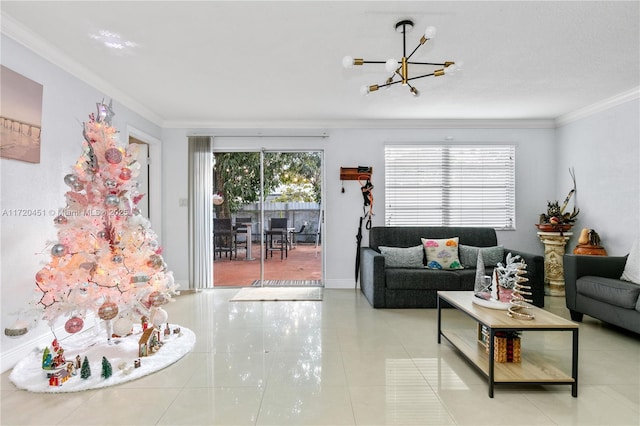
[164,118,557,130]
[556,87,640,127]
[1,12,164,127]
[186,129,330,138]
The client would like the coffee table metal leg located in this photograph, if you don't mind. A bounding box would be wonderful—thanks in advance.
[572,329,579,397]
[488,327,495,398]
[437,296,442,344]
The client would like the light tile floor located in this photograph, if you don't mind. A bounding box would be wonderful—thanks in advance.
[1,289,639,425]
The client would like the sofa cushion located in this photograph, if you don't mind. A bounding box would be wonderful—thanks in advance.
[379,245,425,268]
[385,268,462,290]
[421,237,463,270]
[577,276,640,309]
[459,244,504,268]
[621,239,640,284]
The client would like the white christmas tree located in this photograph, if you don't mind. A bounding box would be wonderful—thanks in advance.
[32,100,178,340]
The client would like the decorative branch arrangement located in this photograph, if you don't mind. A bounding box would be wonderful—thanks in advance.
[507,260,535,320]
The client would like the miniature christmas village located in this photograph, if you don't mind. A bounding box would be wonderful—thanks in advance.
[41,321,183,388]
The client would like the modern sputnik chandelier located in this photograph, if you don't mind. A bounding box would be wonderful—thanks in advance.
[343,20,459,96]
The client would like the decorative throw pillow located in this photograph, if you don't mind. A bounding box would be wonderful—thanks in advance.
[379,245,425,268]
[459,245,505,268]
[421,237,463,270]
[621,239,640,285]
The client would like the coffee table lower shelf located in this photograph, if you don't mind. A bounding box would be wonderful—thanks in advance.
[441,329,576,384]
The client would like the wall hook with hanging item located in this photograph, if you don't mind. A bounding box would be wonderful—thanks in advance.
[359,175,374,229]
[340,166,372,181]
[341,166,374,288]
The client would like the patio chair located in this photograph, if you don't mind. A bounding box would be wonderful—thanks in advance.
[265,217,288,260]
[213,218,236,259]
[290,221,307,247]
[234,217,251,257]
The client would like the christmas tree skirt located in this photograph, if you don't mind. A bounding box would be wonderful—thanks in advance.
[9,324,195,393]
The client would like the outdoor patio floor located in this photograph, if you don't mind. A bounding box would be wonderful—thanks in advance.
[213,242,322,287]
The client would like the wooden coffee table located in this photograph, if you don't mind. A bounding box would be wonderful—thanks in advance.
[437,291,579,398]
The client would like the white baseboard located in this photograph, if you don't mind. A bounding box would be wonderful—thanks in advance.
[323,278,358,289]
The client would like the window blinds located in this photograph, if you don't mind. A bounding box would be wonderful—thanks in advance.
[385,144,516,229]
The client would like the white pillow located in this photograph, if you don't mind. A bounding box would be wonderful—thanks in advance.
[621,239,640,285]
[421,237,463,270]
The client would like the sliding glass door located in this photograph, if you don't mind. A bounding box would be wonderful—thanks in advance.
[212,150,261,286]
[212,149,323,287]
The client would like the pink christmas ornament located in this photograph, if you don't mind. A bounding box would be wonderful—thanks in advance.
[119,168,132,180]
[104,147,123,164]
[98,301,119,321]
[64,316,84,334]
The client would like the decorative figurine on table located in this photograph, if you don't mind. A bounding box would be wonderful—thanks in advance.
[507,261,535,320]
[473,253,528,311]
[573,228,607,256]
[473,251,493,301]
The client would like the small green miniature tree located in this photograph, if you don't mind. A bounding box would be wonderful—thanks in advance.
[80,356,91,379]
[101,356,112,379]
[42,347,52,370]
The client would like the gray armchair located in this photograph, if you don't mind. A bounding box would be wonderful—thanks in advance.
[564,254,639,334]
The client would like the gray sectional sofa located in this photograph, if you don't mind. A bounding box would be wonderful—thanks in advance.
[564,254,640,334]
[359,226,545,308]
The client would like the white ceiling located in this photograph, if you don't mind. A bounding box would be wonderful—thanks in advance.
[2,1,639,127]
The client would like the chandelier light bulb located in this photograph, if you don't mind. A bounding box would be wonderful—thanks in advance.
[360,85,370,95]
[385,58,398,73]
[424,26,437,39]
[410,87,419,96]
[342,56,355,69]
[445,61,463,74]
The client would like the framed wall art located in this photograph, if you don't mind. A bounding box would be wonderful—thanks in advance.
[0,65,43,163]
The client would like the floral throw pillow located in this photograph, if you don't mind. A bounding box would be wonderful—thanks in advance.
[421,237,464,270]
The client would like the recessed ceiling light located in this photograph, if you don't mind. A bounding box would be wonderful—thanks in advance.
[89,30,138,53]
